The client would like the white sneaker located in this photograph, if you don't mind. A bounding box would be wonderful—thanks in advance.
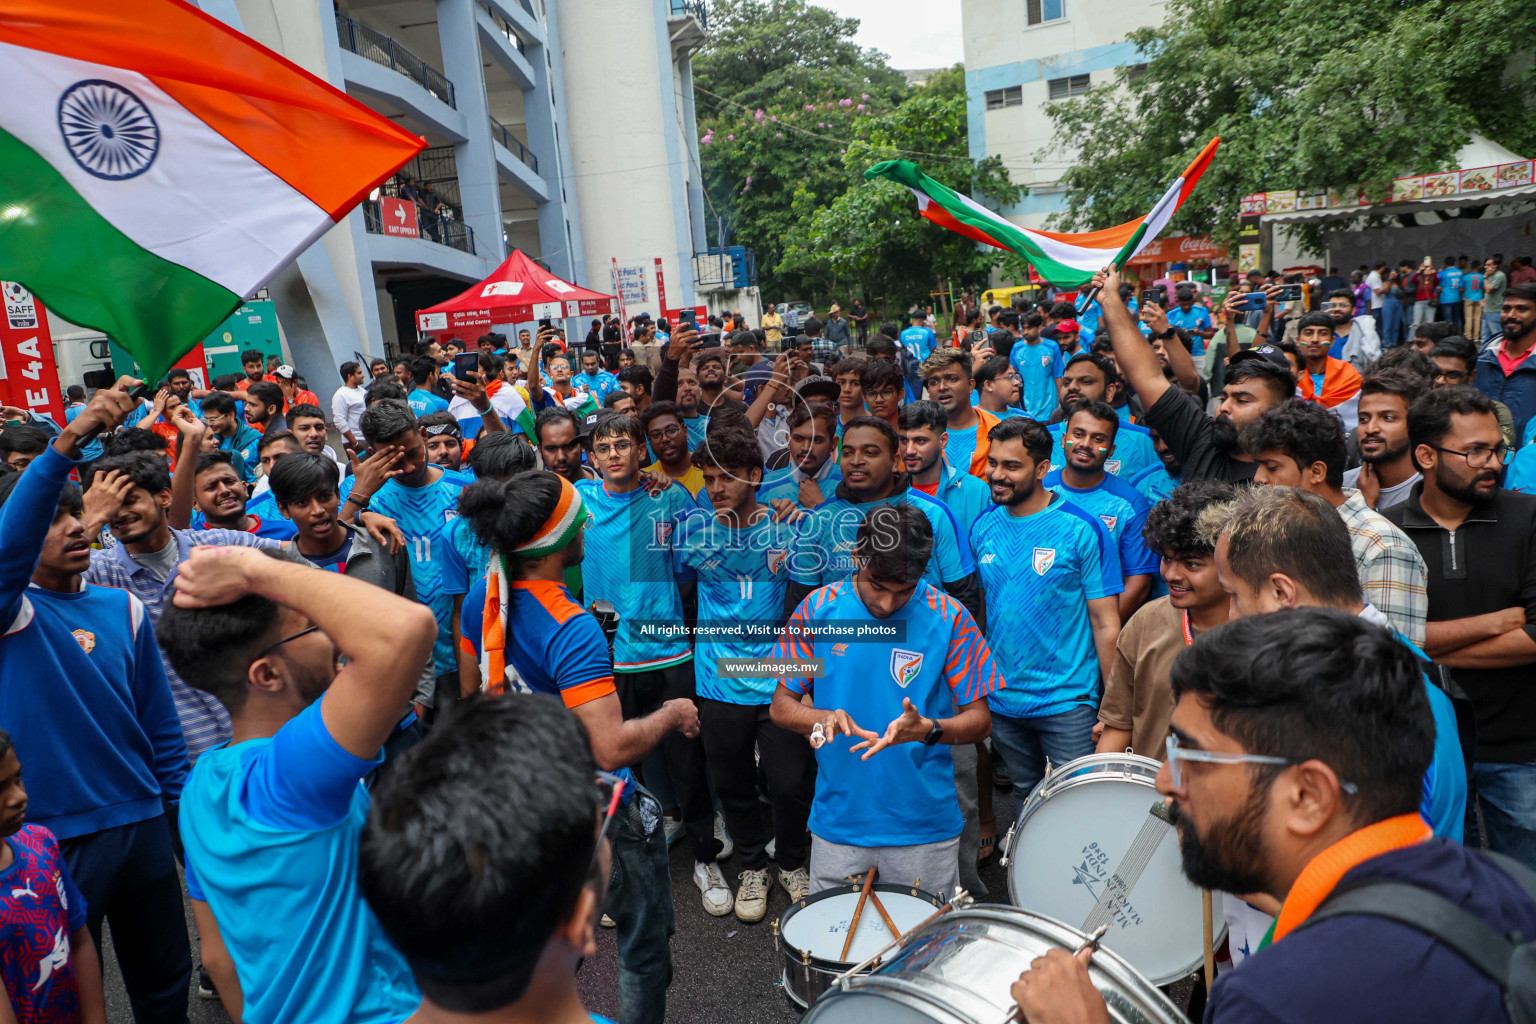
[715,812,734,860]
[663,817,685,848]
[735,867,771,922]
[694,861,733,917]
[765,837,777,861]
[600,914,616,928]
[779,865,810,903]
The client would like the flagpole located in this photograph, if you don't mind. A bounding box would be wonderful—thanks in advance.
[1074,221,1149,317]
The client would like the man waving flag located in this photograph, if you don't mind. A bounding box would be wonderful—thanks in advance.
[866,137,1219,289]
[0,0,425,381]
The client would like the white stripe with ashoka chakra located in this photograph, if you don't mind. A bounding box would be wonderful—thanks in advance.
[0,40,331,297]
[513,487,584,554]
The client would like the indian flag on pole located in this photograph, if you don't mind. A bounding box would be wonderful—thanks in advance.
[866,137,1220,288]
[0,0,425,381]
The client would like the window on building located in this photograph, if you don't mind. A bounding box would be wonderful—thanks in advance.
[984,86,1024,111]
[1027,0,1065,26]
[1047,74,1092,100]
[1127,63,1149,81]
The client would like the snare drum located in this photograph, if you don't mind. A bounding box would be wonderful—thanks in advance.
[775,883,944,1008]
[1001,754,1220,985]
[802,906,1184,1024]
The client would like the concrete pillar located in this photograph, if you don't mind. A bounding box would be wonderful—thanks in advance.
[437,0,507,264]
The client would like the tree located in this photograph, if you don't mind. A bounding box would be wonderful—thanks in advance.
[1045,0,1536,254]
[778,65,1023,310]
[694,0,908,298]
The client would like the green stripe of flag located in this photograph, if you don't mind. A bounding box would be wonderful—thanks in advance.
[0,127,240,383]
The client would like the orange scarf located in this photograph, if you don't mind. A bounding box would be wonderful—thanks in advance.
[1270,813,1431,944]
[1298,357,1362,409]
[967,407,1000,478]
[480,556,508,696]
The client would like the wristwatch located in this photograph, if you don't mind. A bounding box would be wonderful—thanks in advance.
[922,719,944,746]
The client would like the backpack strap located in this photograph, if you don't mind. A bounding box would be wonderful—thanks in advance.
[1300,880,1513,988]
[1484,851,1536,911]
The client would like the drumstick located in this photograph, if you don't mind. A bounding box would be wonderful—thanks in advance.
[868,889,902,940]
[1004,925,1110,1023]
[1202,888,1215,990]
[840,867,877,961]
[835,887,973,981]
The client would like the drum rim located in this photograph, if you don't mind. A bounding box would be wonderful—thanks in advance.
[839,905,1187,1022]
[1000,752,1226,985]
[777,883,945,972]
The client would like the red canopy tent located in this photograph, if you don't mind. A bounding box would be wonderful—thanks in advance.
[415,249,617,336]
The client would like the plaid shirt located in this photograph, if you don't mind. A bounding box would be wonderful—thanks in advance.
[1339,489,1428,647]
[86,529,288,762]
[810,335,841,366]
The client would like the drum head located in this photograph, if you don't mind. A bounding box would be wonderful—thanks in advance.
[1007,776,1213,984]
[802,991,943,1024]
[780,887,941,964]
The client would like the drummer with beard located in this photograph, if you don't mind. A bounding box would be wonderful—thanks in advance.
[1011,608,1536,1024]
[1092,266,1294,484]
[771,504,999,899]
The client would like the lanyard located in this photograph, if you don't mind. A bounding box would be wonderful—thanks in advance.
[1181,609,1194,647]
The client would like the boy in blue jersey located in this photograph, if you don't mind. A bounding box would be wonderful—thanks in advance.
[575,349,621,403]
[786,416,984,628]
[859,356,907,429]
[899,309,937,363]
[178,448,297,540]
[1201,485,1463,841]
[199,390,262,483]
[350,399,472,719]
[361,696,624,1024]
[899,401,992,541]
[972,417,1123,810]
[673,430,815,921]
[1009,317,1066,420]
[406,355,450,418]
[975,355,1028,421]
[1047,353,1159,481]
[920,349,999,478]
[1165,286,1215,357]
[758,403,842,509]
[158,545,436,1024]
[1044,400,1160,619]
[0,381,192,1024]
[576,414,728,911]
[1436,253,1464,327]
[456,470,699,1024]
[772,505,999,898]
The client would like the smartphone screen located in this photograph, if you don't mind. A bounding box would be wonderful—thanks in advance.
[453,352,480,379]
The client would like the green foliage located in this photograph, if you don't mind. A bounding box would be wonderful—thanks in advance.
[1046,0,1536,254]
[695,1,1020,307]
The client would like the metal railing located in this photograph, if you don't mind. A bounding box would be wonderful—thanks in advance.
[669,0,707,28]
[363,198,477,255]
[336,13,457,109]
[476,0,527,54]
[489,116,539,174]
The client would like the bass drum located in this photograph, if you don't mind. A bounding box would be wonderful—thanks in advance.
[801,906,1185,1024]
[1003,754,1219,985]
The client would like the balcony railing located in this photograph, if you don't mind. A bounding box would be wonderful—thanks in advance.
[669,0,707,28]
[336,13,457,109]
[489,117,539,175]
[363,199,477,255]
[476,0,527,54]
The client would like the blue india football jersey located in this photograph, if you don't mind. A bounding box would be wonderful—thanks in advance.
[899,325,937,362]
[672,508,802,703]
[576,479,694,672]
[341,469,470,675]
[437,516,489,598]
[1130,462,1181,504]
[1048,420,1159,482]
[1010,339,1066,421]
[969,495,1122,719]
[1043,469,1160,579]
[684,414,711,453]
[775,580,1002,848]
[789,486,974,588]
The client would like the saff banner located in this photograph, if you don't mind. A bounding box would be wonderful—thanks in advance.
[866,137,1220,288]
[0,0,426,381]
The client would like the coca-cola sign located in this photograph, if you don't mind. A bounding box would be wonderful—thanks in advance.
[1128,234,1230,266]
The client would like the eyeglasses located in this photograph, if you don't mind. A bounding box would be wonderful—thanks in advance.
[1432,369,1468,384]
[592,439,635,457]
[1432,443,1513,468]
[257,624,320,660]
[864,388,898,401]
[1164,734,1358,795]
[647,424,683,441]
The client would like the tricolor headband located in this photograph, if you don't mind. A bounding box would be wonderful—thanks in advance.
[513,475,587,557]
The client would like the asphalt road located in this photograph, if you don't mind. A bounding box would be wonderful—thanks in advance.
[102,780,1196,1023]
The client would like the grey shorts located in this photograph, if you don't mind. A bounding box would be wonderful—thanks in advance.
[809,833,961,902]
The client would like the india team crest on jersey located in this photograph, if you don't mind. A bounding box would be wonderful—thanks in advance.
[71,629,95,654]
[890,649,924,688]
[1105,459,1122,474]
[652,520,674,546]
[1032,547,1056,575]
[766,548,788,575]
[1040,353,1053,368]
[1099,514,1118,532]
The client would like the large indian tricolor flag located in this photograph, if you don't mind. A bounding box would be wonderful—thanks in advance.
[0,0,425,380]
[866,138,1220,288]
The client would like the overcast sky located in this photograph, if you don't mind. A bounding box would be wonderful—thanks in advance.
[820,0,964,70]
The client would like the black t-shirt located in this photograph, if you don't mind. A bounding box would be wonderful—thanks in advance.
[1141,385,1256,483]
[1379,484,1536,761]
